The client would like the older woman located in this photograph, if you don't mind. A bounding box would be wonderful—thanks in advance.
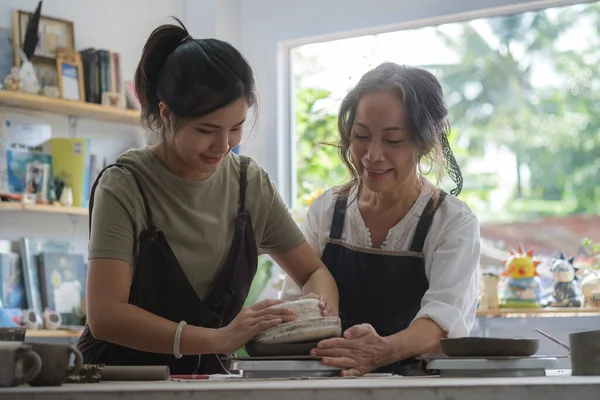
[281,63,480,376]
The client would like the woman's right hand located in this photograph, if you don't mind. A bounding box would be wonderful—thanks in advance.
[218,299,295,354]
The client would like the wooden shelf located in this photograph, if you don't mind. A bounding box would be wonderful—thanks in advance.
[0,202,88,215]
[26,329,82,338]
[0,90,140,125]
[477,307,600,317]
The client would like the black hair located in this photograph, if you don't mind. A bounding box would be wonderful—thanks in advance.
[134,17,257,139]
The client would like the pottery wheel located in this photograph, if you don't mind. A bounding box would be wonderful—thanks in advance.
[440,337,540,357]
[228,359,342,379]
[245,340,320,358]
[424,357,559,378]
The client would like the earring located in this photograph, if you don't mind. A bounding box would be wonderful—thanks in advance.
[418,160,432,175]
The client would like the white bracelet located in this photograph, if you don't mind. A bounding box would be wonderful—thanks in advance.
[174,320,187,359]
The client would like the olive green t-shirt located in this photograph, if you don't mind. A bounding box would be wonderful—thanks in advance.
[88,148,305,298]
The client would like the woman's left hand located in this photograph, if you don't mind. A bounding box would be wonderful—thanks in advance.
[299,292,336,317]
[310,323,395,377]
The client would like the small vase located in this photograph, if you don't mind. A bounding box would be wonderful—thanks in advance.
[18,60,41,94]
[60,186,73,207]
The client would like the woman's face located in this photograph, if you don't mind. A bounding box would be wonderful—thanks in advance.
[161,97,247,179]
[349,91,419,194]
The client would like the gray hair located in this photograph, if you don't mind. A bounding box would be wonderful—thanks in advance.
[336,62,463,201]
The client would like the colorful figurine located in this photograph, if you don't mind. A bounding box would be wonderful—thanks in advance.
[548,253,583,307]
[498,245,543,308]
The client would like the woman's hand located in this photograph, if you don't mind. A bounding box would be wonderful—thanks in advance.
[299,292,336,317]
[218,299,295,354]
[310,323,395,377]
[271,242,339,316]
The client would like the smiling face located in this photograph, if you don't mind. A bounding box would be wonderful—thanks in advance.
[505,255,539,279]
[349,91,419,193]
[160,97,248,179]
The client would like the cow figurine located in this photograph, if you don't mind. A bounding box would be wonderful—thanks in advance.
[499,244,543,308]
[549,253,583,307]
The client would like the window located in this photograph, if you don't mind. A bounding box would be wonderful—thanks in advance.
[291,1,600,271]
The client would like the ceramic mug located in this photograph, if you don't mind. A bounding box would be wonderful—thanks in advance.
[42,309,63,330]
[27,342,83,386]
[570,329,600,376]
[0,341,42,387]
[22,309,42,329]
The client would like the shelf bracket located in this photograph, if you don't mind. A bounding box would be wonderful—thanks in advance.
[68,116,78,137]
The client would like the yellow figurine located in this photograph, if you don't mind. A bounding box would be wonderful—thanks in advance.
[499,244,543,308]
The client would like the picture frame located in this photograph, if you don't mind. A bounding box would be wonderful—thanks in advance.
[56,49,84,101]
[12,10,75,67]
[24,161,51,203]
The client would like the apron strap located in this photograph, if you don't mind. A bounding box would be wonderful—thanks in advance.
[328,194,348,240]
[238,156,250,212]
[88,164,156,238]
[409,190,447,252]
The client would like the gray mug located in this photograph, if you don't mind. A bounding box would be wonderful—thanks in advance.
[570,329,600,376]
[27,342,84,386]
[0,341,42,387]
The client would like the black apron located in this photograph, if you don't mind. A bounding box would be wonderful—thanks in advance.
[77,156,258,375]
[321,190,446,374]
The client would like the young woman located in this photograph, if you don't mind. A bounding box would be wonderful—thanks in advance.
[77,19,338,375]
[281,63,480,376]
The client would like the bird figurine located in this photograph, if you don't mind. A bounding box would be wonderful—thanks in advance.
[15,1,42,94]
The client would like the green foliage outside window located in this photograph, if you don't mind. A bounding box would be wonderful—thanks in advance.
[294,2,600,221]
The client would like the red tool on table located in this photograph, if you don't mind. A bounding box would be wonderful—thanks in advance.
[170,374,210,380]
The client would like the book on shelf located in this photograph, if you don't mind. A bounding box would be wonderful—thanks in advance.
[49,137,92,208]
[79,48,122,105]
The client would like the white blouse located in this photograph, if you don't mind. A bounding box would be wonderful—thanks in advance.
[280,181,481,338]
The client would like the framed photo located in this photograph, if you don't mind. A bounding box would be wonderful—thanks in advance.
[56,50,84,101]
[25,161,51,203]
[12,10,75,66]
[35,63,59,88]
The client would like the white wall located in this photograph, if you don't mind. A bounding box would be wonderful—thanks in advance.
[0,0,188,255]
[184,0,242,48]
